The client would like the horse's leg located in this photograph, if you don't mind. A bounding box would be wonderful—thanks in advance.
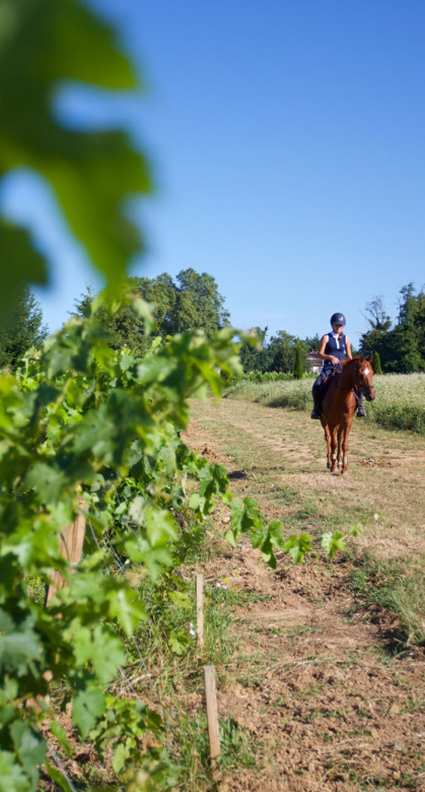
[321,419,332,469]
[337,426,343,469]
[341,420,353,474]
[330,427,338,472]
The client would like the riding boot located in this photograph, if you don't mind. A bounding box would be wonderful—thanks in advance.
[356,392,367,418]
[311,384,321,419]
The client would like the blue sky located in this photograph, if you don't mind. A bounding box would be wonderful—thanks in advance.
[3,0,425,346]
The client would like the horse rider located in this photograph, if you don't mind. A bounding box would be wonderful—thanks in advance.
[311,313,367,419]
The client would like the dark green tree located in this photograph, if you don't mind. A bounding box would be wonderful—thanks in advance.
[304,333,321,351]
[267,331,296,373]
[238,327,271,372]
[138,272,176,335]
[391,283,425,372]
[74,279,151,355]
[0,284,47,369]
[293,345,304,379]
[373,350,383,375]
[359,294,393,369]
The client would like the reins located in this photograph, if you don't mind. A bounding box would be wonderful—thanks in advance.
[333,361,373,394]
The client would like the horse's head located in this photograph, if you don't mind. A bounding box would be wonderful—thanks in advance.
[357,355,375,401]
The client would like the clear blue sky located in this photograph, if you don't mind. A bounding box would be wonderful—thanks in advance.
[3,0,425,347]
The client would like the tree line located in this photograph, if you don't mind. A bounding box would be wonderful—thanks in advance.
[359,284,425,373]
[2,277,424,376]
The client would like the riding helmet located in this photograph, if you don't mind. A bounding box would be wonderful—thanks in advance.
[330,312,346,326]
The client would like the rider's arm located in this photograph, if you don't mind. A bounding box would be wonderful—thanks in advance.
[345,336,352,359]
[318,335,340,365]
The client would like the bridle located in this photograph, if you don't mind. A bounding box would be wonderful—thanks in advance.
[334,360,374,397]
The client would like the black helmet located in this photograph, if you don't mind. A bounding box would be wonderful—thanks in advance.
[330,312,346,327]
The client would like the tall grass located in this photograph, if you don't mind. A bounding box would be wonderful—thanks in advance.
[367,373,425,433]
[225,373,425,433]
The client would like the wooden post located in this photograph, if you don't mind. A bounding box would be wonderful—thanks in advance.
[45,498,86,604]
[203,665,220,762]
[196,573,204,650]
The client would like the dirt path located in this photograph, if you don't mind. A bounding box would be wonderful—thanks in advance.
[184,398,425,792]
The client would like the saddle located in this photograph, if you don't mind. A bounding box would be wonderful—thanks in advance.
[318,370,337,408]
[319,369,360,411]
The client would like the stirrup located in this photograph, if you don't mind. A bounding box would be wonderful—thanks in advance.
[356,405,367,418]
[311,407,321,419]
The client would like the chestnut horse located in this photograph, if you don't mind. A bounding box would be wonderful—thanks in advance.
[320,356,375,474]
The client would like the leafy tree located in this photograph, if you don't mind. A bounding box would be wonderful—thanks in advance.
[237,326,272,372]
[0,285,48,370]
[74,279,152,355]
[138,272,177,335]
[360,286,425,372]
[304,333,321,351]
[239,328,312,375]
[170,268,230,335]
[267,331,297,373]
[267,331,308,374]
[363,295,393,333]
[359,295,393,364]
[74,269,230,352]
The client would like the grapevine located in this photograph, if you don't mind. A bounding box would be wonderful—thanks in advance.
[0,293,318,790]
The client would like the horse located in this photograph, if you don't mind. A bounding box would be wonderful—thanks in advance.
[319,356,375,474]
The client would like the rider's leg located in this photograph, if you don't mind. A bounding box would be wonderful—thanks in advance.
[355,390,367,417]
[311,381,321,419]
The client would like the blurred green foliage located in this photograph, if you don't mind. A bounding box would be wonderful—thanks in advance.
[0,0,151,312]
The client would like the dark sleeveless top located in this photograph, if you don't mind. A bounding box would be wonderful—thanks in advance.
[323,333,347,369]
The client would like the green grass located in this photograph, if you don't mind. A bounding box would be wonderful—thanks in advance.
[225,372,425,433]
[350,553,425,648]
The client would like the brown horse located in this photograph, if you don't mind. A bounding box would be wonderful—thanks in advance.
[320,356,375,474]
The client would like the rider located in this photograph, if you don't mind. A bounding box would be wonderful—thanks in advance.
[310,313,367,419]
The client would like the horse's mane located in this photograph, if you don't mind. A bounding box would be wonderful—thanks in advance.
[341,356,365,368]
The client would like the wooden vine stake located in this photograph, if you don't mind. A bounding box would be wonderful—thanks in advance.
[45,498,86,604]
[196,573,204,650]
[26,500,86,708]
[203,665,221,763]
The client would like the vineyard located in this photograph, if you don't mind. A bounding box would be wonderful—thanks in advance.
[2,2,425,791]
[1,302,349,792]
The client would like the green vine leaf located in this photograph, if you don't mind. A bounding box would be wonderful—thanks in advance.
[321,531,345,560]
[283,534,312,564]
[72,686,106,739]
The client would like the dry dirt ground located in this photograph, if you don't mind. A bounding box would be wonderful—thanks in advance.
[183,398,425,792]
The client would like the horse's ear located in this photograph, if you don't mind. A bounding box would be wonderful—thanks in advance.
[367,354,374,363]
